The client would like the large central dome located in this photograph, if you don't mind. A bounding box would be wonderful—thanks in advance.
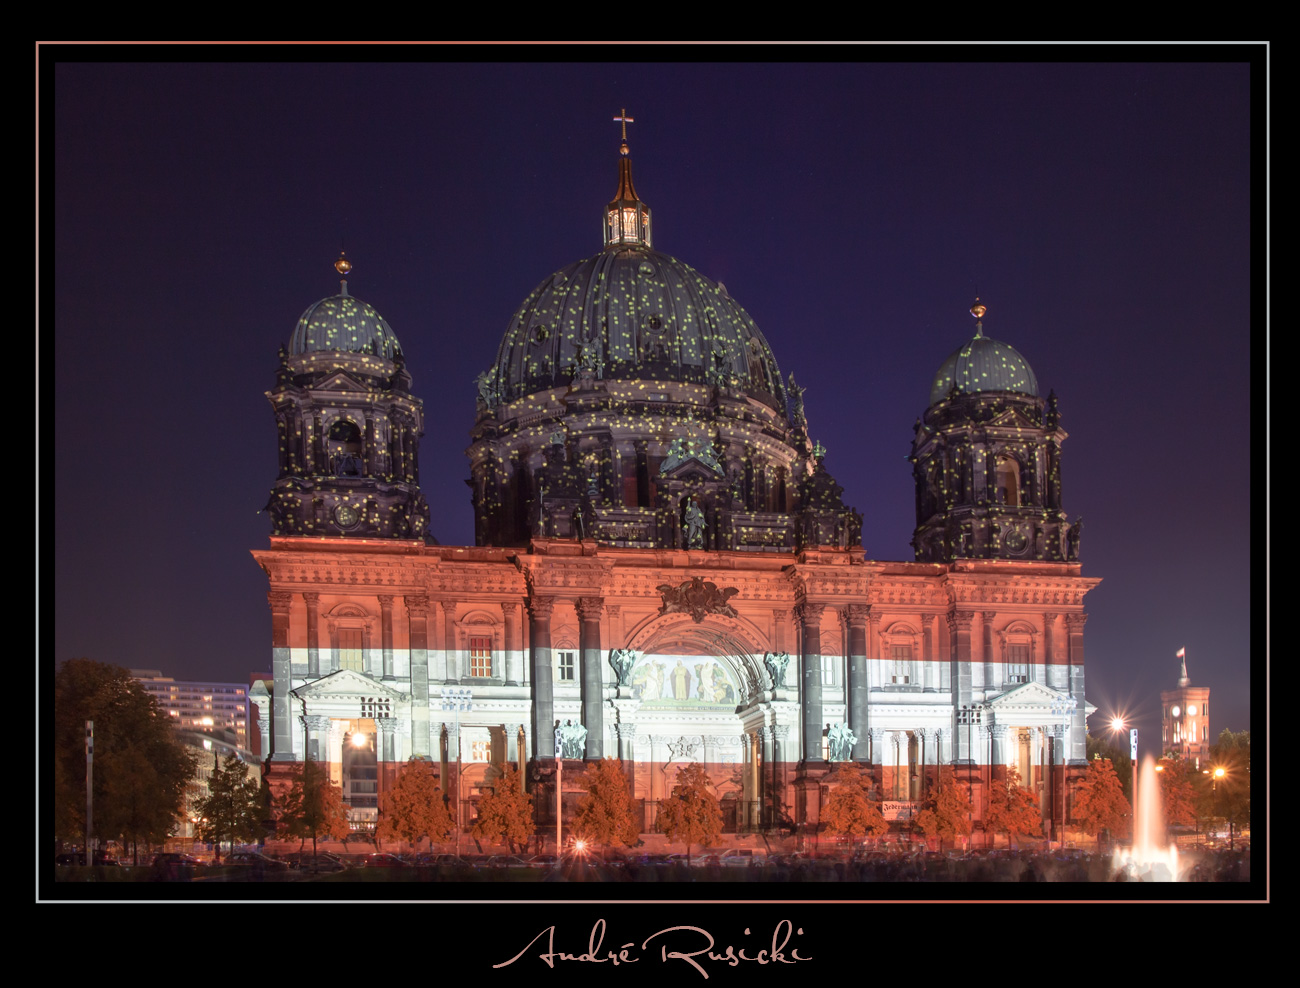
[486,245,787,412]
[466,127,860,553]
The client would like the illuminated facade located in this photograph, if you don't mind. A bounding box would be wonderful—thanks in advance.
[1161,653,1210,768]
[252,131,1099,842]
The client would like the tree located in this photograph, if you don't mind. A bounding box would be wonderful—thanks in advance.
[1207,729,1250,838]
[656,763,722,864]
[1155,757,1199,831]
[470,765,534,852]
[572,758,639,852]
[277,760,350,856]
[54,659,197,861]
[821,762,887,842]
[376,758,455,850]
[1086,729,1133,803]
[195,754,264,862]
[912,766,972,851]
[1072,757,1131,846]
[985,766,1042,847]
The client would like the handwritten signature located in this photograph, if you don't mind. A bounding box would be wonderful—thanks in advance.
[493,918,811,978]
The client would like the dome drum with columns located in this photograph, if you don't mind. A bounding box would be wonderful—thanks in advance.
[253,118,1100,849]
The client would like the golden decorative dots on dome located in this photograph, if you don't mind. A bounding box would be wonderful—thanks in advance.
[335,251,352,276]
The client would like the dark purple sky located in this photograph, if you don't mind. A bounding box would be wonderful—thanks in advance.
[50,54,1256,763]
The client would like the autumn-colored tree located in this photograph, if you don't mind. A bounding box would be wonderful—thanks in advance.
[1155,757,1199,831]
[572,758,639,852]
[470,765,534,852]
[54,659,197,861]
[1086,730,1133,803]
[985,766,1042,847]
[657,763,723,864]
[1072,757,1131,846]
[913,766,972,851]
[821,762,887,841]
[376,758,456,850]
[277,760,350,856]
[196,754,265,862]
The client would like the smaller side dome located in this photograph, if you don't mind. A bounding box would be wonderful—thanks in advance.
[929,315,1039,405]
[290,294,402,361]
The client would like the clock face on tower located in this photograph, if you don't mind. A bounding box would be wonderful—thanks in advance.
[334,504,359,528]
[1004,529,1027,553]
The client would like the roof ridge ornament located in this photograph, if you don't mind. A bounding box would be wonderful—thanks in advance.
[605,109,651,249]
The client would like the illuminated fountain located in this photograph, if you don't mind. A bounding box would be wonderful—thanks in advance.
[1114,754,1180,881]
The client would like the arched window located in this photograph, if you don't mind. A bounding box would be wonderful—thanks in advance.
[996,456,1020,506]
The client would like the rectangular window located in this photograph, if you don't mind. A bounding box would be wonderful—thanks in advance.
[557,650,576,682]
[469,636,493,678]
[339,628,363,672]
[1007,644,1029,683]
[470,739,491,763]
[891,645,911,684]
[821,655,836,686]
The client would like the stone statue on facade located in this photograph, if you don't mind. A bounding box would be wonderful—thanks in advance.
[827,722,857,761]
[558,719,588,759]
[764,651,791,689]
[475,370,499,409]
[684,499,705,548]
[609,648,636,687]
[1066,517,1083,561]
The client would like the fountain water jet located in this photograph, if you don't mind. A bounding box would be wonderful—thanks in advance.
[1113,754,1180,881]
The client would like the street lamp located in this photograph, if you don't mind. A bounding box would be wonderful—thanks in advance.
[440,687,473,856]
[1108,716,1136,859]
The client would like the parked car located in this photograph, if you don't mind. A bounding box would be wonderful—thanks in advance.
[359,853,408,868]
[226,851,289,870]
[719,849,768,867]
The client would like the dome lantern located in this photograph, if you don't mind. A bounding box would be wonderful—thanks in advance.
[605,109,651,249]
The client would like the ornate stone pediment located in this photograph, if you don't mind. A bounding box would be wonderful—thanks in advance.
[987,681,1070,711]
[657,577,739,623]
[291,669,408,702]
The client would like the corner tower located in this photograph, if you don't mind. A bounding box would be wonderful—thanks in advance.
[910,299,1077,563]
[263,253,430,541]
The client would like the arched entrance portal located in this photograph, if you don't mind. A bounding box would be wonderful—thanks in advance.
[618,614,784,835]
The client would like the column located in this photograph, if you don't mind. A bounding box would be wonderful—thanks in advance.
[1065,613,1089,761]
[797,601,826,764]
[1043,612,1060,689]
[844,604,870,760]
[304,591,321,678]
[303,714,330,762]
[269,591,296,760]
[576,596,605,759]
[616,723,637,817]
[771,725,790,823]
[948,610,975,762]
[528,596,556,758]
[921,614,934,690]
[377,716,398,796]
[378,594,396,680]
[405,595,431,759]
[605,604,623,649]
[867,611,882,690]
[440,600,459,683]
[868,728,886,788]
[981,611,997,691]
[990,724,1008,772]
[501,601,523,686]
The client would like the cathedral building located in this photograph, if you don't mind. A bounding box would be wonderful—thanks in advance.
[251,125,1098,844]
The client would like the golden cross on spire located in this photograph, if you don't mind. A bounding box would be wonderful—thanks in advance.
[614,108,634,152]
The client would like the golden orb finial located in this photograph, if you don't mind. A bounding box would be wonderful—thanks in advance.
[335,250,352,277]
[970,297,986,320]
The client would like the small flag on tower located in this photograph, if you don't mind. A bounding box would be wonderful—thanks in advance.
[1176,647,1186,658]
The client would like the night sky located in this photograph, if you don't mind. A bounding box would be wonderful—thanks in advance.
[50,54,1256,763]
